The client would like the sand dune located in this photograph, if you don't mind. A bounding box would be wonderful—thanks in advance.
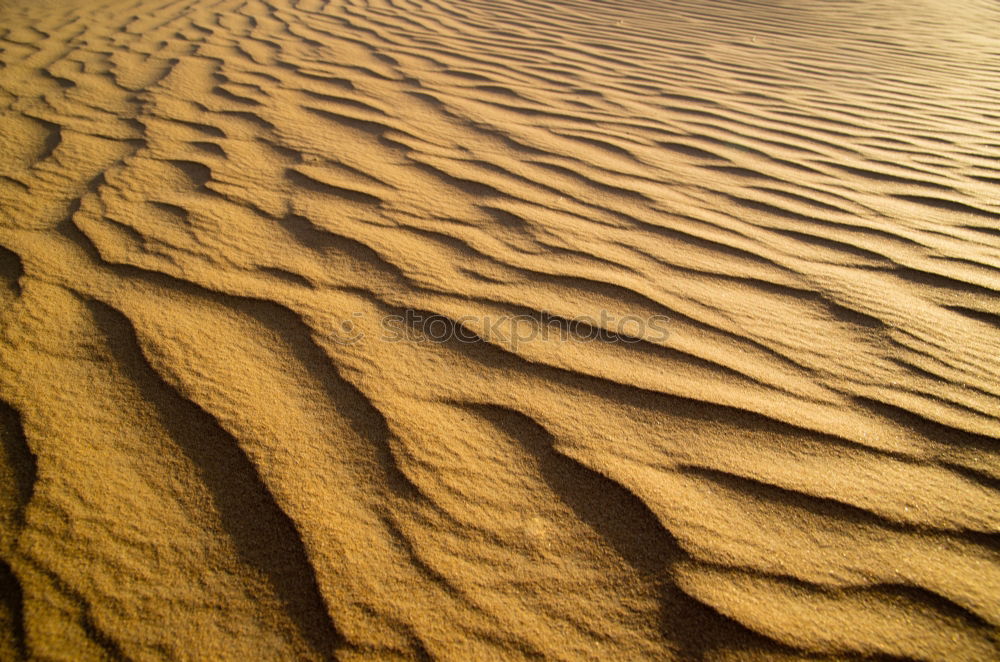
[1,0,999,659]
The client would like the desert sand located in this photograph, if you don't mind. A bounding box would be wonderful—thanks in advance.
[0,0,998,659]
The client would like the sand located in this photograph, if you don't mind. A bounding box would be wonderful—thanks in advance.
[0,0,998,659]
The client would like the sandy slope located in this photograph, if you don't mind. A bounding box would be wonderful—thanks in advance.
[0,0,999,659]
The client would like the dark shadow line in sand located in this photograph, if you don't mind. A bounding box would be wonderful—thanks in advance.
[0,400,36,529]
[0,245,25,298]
[460,402,793,659]
[0,559,28,661]
[84,298,345,659]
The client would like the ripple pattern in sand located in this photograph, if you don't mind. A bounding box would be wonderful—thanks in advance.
[0,0,999,659]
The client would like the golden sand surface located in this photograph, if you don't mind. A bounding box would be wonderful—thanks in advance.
[1,0,999,659]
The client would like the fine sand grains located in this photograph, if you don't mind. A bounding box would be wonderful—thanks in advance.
[0,0,999,659]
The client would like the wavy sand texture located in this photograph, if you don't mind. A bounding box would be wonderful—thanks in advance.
[1,0,999,659]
